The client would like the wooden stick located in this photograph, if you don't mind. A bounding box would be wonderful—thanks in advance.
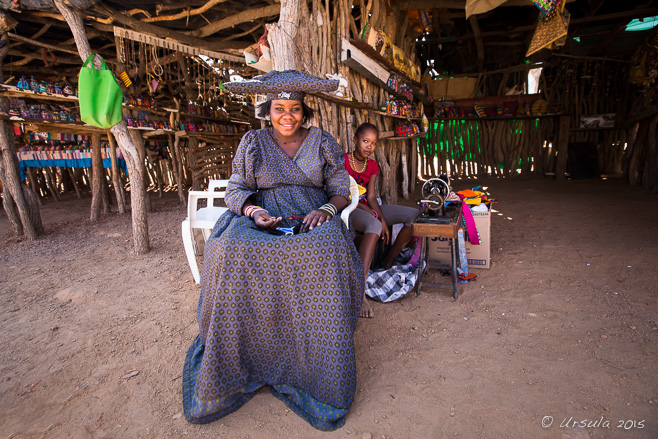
[192,4,281,38]
[7,32,80,55]
[67,168,81,199]
[43,167,61,201]
[555,115,571,180]
[141,0,230,23]
[108,132,126,214]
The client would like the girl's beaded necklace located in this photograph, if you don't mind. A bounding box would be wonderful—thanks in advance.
[350,151,368,173]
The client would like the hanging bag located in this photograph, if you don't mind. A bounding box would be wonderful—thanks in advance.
[78,54,123,129]
[526,0,570,57]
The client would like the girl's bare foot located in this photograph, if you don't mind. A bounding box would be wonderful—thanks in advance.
[359,294,374,318]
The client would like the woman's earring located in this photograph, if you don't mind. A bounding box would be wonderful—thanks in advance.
[265,114,271,121]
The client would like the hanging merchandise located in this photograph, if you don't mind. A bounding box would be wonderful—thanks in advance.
[119,71,132,87]
[117,34,132,87]
[150,45,163,93]
[418,9,432,32]
[526,0,570,57]
[532,0,554,14]
[78,54,123,129]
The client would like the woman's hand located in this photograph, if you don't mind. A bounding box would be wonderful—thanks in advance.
[253,210,282,229]
[300,209,332,233]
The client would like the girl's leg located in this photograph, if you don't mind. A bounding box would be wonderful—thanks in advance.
[351,209,382,318]
[382,225,413,269]
[359,233,378,318]
[380,205,419,269]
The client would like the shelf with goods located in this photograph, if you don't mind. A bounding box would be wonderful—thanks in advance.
[177,111,252,125]
[310,92,376,110]
[371,110,421,121]
[0,87,79,103]
[176,130,246,139]
[124,104,168,116]
[9,118,107,135]
[340,38,424,103]
[429,114,564,121]
[338,38,425,146]
[379,132,425,142]
[0,87,250,126]
[1,87,163,114]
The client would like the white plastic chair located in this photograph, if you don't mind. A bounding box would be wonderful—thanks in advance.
[182,179,230,284]
[341,176,360,227]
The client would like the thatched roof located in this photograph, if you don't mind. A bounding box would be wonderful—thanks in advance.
[2,1,656,82]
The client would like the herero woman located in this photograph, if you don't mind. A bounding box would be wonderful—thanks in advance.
[182,70,364,431]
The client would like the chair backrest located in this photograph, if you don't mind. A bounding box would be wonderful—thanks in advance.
[188,179,230,235]
[341,176,360,227]
[208,179,229,196]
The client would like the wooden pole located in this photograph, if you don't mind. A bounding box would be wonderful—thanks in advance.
[555,115,571,180]
[267,0,300,71]
[54,0,149,254]
[67,168,81,199]
[43,167,61,201]
[0,23,42,239]
[410,137,418,194]
[108,132,126,213]
[90,132,102,220]
[401,140,409,199]
[149,154,164,198]
[101,168,111,215]
[172,133,186,205]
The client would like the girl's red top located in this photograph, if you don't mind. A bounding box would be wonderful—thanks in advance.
[343,153,380,206]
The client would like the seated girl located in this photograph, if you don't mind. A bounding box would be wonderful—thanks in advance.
[343,123,419,318]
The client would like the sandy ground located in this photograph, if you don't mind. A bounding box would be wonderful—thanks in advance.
[1,176,657,439]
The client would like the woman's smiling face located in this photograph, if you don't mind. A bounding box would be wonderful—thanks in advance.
[270,99,304,139]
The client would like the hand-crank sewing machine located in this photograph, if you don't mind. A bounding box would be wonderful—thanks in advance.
[416,174,458,223]
[412,174,463,299]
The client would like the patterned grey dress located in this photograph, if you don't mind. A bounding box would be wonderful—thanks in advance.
[183,126,364,431]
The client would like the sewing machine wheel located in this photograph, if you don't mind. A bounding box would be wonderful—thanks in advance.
[421,178,450,212]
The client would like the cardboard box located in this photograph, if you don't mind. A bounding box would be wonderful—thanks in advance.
[427,209,491,269]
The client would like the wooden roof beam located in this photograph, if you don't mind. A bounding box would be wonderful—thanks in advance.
[401,0,575,10]
[8,32,81,56]
[469,15,484,72]
[141,0,230,23]
[93,3,244,55]
[6,49,82,66]
[417,7,658,44]
[188,4,281,38]
[224,21,264,42]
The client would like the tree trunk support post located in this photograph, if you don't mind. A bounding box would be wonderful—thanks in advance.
[0,20,42,240]
[90,132,102,220]
[54,0,150,254]
[267,0,300,71]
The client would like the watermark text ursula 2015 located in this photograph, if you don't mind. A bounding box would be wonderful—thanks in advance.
[541,416,645,430]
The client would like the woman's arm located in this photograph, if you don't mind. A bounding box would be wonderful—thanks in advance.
[225,130,281,228]
[225,131,258,215]
[300,131,350,232]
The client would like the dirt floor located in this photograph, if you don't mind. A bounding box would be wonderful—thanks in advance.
[1,176,657,439]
